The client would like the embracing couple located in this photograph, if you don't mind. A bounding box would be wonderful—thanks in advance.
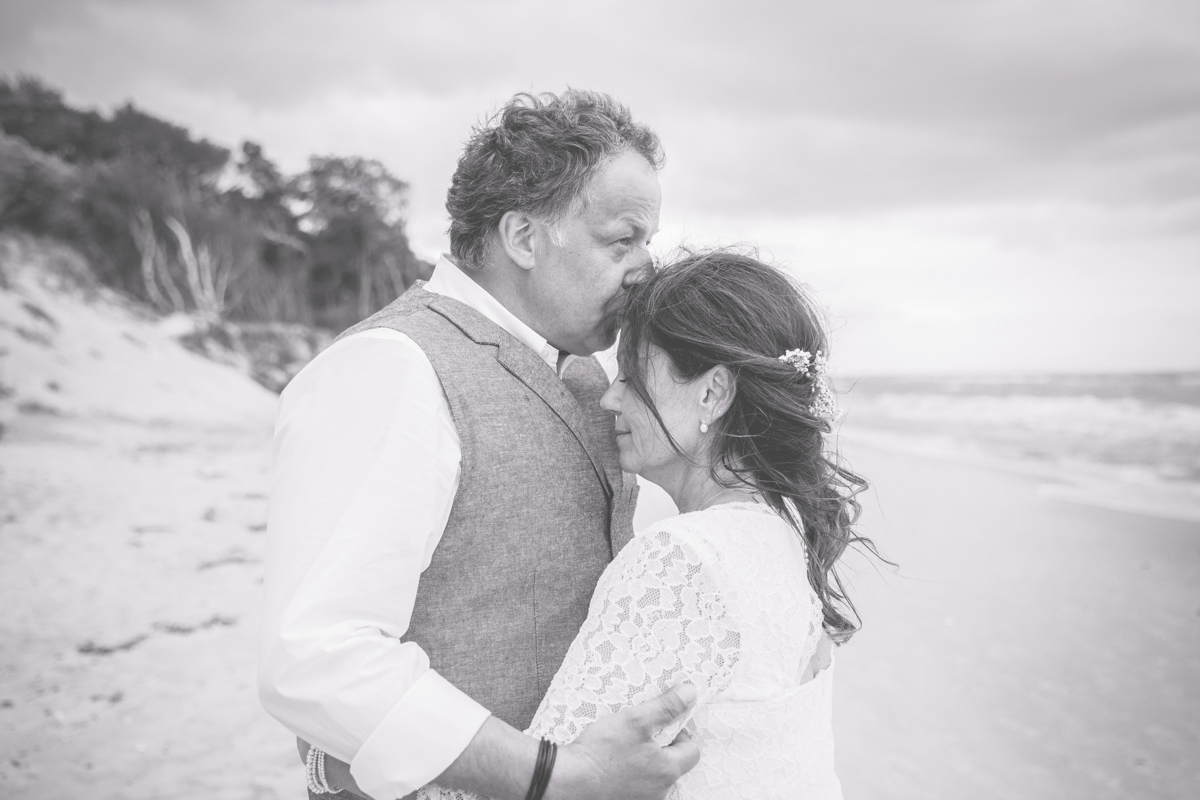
[259,89,875,800]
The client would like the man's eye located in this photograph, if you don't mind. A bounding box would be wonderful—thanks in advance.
[617,236,633,246]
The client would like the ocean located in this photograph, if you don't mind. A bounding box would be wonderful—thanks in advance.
[837,372,1200,522]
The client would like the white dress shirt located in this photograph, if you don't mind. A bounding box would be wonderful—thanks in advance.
[259,256,576,799]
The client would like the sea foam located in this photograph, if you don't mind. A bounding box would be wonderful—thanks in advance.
[838,373,1200,522]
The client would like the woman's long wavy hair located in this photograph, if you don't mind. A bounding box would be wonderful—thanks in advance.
[618,249,884,643]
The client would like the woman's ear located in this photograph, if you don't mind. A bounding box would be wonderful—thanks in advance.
[700,365,737,421]
[496,210,537,271]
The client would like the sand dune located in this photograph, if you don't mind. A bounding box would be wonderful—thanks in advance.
[0,237,299,797]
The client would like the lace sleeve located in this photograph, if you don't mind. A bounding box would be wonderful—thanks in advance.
[416,525,741,800]
[529,523,741,746]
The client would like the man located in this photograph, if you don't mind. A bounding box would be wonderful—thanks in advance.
[259,90,699,800]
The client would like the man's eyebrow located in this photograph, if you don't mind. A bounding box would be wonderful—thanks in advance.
[600,218,638,236]
[615,213,652,230]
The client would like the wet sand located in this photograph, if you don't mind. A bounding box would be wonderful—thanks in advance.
[831,442,1200,799]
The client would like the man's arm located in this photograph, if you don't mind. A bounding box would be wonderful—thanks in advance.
[448,688,701,800]
[303,687,700,800]
[259,331,488,797]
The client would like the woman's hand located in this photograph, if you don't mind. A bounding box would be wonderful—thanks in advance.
[297,737,370,799]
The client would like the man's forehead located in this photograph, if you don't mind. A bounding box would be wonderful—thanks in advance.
[592,201,659,228]
[581,161,661,225]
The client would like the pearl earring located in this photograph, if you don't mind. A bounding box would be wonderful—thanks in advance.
[700,415,710,434]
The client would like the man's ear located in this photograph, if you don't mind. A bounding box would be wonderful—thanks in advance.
[497,210,537,271]
[700,365,737,421]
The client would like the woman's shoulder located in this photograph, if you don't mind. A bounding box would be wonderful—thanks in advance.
[622,502,789,570]
[654,501,789,541]
[628,511,720,558]
[611,515,724,588]
[633,503,811,594]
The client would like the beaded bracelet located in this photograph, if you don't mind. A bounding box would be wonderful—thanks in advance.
[524,738,557,800]
[306,746,342,795]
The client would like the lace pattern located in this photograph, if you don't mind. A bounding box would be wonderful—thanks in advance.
[527,524,741,747]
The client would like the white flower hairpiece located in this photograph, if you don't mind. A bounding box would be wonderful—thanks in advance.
[778,348,838,419]
[778,349,813,371]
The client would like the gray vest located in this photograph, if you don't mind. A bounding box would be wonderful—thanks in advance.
[337,284,638,730]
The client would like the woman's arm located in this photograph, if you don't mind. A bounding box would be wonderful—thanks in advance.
[298,738,366,798]
[529,524,741,747]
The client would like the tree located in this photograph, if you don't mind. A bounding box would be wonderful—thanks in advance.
[0,76,111,163]
[0,132,80,235]
[1,74,432,331]
[237,141,286,203]
[101,103,229,187]
[296,155,427,326]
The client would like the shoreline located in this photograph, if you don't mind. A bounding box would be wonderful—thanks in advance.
[838,426,1200,525]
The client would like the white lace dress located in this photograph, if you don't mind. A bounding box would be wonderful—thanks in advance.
[419,502,843,800]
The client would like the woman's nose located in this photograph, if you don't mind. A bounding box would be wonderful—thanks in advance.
[599,379,621,415]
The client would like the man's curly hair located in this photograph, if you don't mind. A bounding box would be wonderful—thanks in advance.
[446,90,663,270]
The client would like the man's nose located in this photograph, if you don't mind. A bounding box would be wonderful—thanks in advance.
[623,259,654,288]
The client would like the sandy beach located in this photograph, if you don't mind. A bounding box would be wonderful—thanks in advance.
[2,245,1197,799]
[0,413,299,798]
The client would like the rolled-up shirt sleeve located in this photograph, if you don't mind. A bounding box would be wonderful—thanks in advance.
[257,329,490,798]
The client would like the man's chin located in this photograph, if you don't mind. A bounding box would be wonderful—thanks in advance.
[556,317,621,358]
[564,332,618,359]
[595,318,623,352]
[594,331,620,354]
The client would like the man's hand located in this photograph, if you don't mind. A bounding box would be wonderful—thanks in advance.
[546,684,701,800]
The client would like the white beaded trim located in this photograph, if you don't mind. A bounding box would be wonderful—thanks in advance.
[305,746,340,795]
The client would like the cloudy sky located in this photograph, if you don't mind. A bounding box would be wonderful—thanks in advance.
[3,0,1198,374]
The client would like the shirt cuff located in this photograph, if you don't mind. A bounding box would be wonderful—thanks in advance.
[350,669,491,799]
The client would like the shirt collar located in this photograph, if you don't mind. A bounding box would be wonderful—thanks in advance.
[423,255,576,377]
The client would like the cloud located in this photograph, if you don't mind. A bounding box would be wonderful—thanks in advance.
[5,0,1197,209]
[2,0,1197,372]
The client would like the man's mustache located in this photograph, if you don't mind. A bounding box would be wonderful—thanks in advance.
[601,291,627,334]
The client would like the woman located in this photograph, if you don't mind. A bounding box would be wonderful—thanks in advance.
[315,249,877,799]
